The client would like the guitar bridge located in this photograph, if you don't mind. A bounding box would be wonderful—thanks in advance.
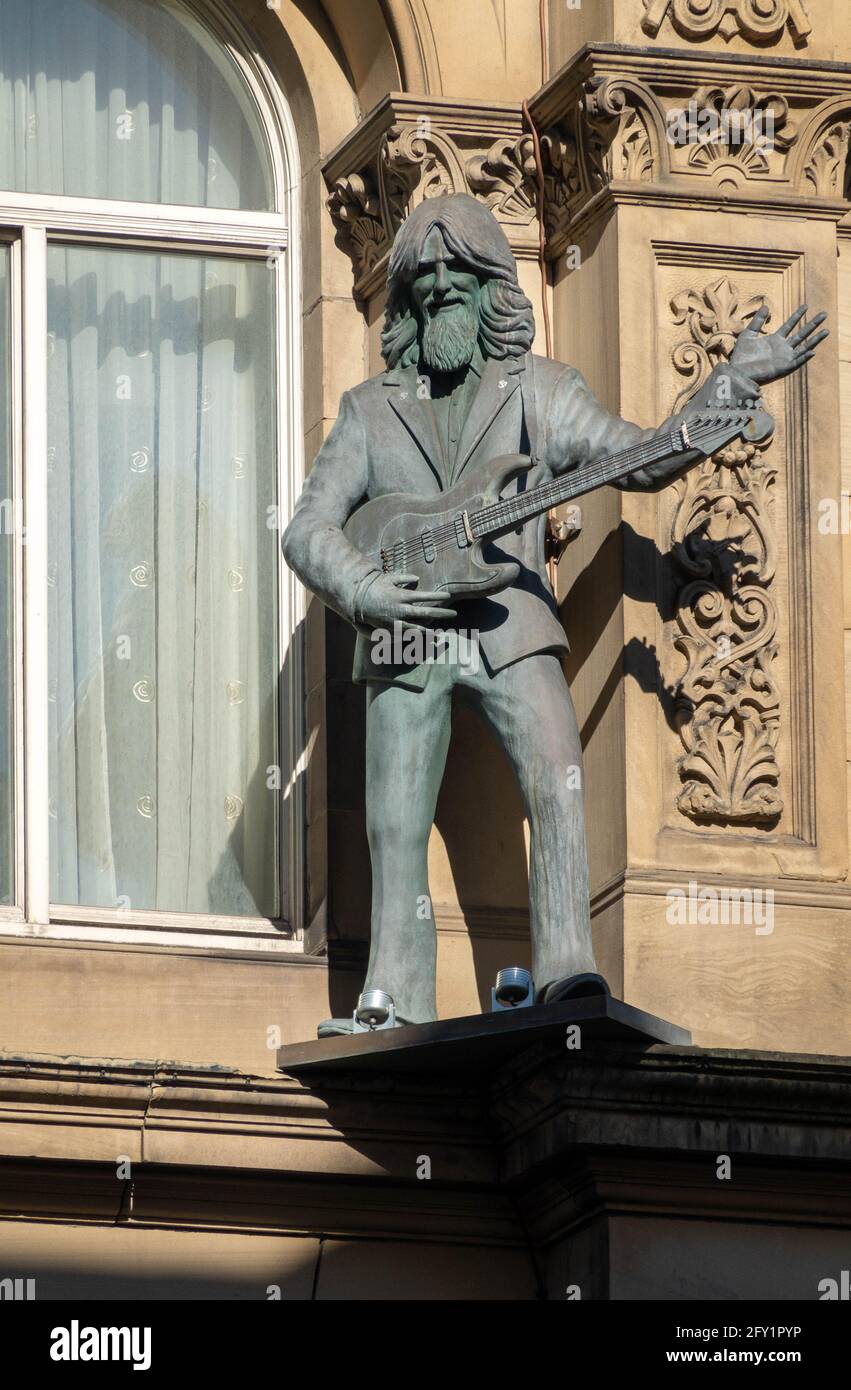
[454,511,474,549]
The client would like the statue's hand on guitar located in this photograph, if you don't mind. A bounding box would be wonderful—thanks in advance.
[354,571,456,632]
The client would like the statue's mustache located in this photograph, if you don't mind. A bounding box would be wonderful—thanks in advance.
[424,294,468,315]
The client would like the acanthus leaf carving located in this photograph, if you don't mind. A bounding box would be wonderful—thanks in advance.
[379,122,462,231]
[326,119,470,290]
[802,121,851,198]
[465,133,539,225]
[582,77,656,188]
[326,172,389,279]
[537,126,583,247]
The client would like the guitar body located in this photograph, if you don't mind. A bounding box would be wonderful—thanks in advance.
[343,454,533,599]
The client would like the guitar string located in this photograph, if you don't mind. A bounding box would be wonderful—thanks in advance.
[387,421,727,564]
[384,416,744,570]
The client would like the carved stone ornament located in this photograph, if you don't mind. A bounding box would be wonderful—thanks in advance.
[466,133,539,225]
[641,0,812,45]
[802,120,851,198]
[583,78,656,187]
[527,79,656,257]
[328,122,464,285]
[326,173,389,278]
[669,84,797,183]
[668,277,782,824]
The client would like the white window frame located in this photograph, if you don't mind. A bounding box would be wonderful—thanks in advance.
[0,0,305,953]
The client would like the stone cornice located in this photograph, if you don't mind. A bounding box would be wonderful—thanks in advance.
[534,43,851,114]
[1,1046,848,1244]
[0,1051,493,1183]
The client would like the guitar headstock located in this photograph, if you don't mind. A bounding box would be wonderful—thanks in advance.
[685,399,775,458]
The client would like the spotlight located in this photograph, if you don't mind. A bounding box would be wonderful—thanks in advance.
[353,989,396,1032]
[492,966,534,1011]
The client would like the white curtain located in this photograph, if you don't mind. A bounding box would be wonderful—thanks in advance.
[0,0,272,209]
[47,244,279,917]
[0,0,282,918]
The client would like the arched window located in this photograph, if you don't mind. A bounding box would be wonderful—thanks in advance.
[0,0,303,949]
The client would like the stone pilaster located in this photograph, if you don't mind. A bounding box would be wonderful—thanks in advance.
[529,41,850,1052]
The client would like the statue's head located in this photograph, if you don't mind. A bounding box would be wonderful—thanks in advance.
[381,193,535,372]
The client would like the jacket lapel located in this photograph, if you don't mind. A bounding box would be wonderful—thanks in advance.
[384,365,448,490]
[451,354,524,482]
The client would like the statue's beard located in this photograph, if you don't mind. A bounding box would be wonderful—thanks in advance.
[420,303,479,373]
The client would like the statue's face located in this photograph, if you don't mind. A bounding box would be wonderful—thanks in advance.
[411,226,482,373]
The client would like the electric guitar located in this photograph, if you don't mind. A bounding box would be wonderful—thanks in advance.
[343,403,774,600]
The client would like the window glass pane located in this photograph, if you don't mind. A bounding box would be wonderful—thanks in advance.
[47,244,279,917]
[0,248,12,906]
[0,0,274,209]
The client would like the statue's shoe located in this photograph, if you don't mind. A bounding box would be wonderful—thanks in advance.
[537,972,611,1005]
[316,1016,417,1038]
[317,1018,355,1037]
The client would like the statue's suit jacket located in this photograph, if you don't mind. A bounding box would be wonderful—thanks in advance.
[283,351,724,686]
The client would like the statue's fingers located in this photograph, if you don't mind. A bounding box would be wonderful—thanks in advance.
[791,349,815,368]
[748,305,770,333]
[778,304,807,336]
[391,573,421,588]
[403,604,456,621]
[790,312,828,346]
[406,588,453,603]
[792,332,828,362]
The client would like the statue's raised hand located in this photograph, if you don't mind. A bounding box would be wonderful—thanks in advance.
[729,304,828,385]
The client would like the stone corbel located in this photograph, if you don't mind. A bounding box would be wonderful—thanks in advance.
[529,64,664,258]
[527,47,851,246]
[322,95,544,299]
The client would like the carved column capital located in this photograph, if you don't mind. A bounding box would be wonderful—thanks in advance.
[527,46,851,251]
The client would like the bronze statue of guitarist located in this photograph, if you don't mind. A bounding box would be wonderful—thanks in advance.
[283,193,827,1036]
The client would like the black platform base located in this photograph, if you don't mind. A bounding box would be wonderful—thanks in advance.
[276,994,691,1077]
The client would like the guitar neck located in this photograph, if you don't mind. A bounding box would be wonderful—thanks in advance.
[471,425,688,540]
